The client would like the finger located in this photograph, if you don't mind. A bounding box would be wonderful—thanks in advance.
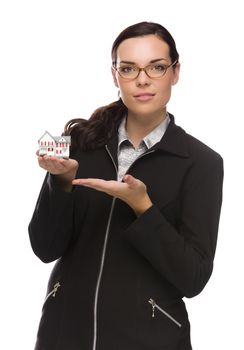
[72,179,122,195]
[72,178,106,188]
[72,179,111,195]
[38,156,66,173]
[123,174,139,188]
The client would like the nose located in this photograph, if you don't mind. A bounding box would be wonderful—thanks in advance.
[136,69,151,86]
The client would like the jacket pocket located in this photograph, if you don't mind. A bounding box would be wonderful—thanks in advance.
[148,298,182,328]
[43,282,61,305]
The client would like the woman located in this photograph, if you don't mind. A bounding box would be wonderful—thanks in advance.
[29,21,223,350]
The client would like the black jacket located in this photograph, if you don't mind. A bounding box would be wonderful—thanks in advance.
[29,115,223,350]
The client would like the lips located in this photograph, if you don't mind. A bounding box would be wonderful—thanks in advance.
[134,93,155,101]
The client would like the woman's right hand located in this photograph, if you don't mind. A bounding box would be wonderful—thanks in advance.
[37,152,79,191]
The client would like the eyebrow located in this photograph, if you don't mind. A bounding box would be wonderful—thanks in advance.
[119,58,167,65]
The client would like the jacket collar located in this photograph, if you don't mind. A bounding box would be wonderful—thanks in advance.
[154,113,189,158]
[106,113,189,162]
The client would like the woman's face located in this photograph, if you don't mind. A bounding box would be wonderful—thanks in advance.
[112,34,180,121]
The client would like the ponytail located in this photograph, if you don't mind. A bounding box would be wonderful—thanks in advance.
[64,99,127,152]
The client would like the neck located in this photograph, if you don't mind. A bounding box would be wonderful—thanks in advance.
[126,110,167,148]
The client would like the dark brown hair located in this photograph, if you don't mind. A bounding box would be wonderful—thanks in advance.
[64,21,179,152]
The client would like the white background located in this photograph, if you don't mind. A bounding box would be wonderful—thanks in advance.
[0,0,243,349]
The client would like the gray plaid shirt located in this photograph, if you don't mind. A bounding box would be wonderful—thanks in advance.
[117,114,170,181]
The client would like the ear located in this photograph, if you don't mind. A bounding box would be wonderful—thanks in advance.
[172,63,180,85]
[111,66,119,88]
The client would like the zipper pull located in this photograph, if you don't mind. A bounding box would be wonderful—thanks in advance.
[52,282,61,297]
[148,298,156,318]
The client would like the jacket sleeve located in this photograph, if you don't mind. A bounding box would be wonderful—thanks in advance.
[125,155,224,298]
[28,173,76,263]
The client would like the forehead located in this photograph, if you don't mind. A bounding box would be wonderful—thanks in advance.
[116,34,170,64]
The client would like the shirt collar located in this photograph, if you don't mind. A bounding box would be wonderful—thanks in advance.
[118,113,170,149]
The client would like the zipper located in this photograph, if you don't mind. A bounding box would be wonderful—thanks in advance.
[44,282,61,304]
[105,145,118,175]
[92,197,116,350]
[92,145,118,350]
[91,146,156,350]
[148,298,182,328]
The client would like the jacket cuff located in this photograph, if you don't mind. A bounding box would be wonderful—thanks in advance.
[125,205,178,246]
[47,173,75,195]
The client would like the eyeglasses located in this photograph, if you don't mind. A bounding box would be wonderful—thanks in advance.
[113,60,178,80]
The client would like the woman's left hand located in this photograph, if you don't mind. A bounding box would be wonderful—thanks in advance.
[72,174,152,216]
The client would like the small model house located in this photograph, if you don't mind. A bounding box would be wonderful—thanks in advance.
[38,131,71,159]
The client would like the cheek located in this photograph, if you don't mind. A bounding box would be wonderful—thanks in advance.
[117,81,133,99]
[119,91,133,108]
[156,81,172,101]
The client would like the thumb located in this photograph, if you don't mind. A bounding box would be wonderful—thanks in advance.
[123,174,138,188]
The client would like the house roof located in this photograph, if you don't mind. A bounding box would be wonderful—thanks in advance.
[56,136,71,143]
[38,131,71,144]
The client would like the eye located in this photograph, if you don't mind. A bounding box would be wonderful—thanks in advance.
[151,64,167,72]
[118,65,136,74]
